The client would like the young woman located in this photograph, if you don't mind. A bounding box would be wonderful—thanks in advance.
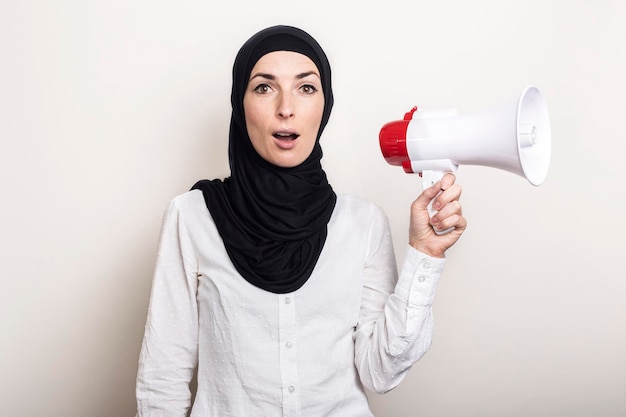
[136,24,466,417]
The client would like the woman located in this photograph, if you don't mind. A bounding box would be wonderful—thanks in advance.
[136,25,466,416]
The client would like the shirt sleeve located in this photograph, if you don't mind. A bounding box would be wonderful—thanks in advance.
[353,206,445,394]
[136,198,199,417]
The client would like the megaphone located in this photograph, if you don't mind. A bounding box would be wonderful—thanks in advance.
[379,85,551,233]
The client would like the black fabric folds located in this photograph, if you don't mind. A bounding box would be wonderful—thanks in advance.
[191,25,337,294]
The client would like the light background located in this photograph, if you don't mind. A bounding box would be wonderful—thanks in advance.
[1,1,625,416]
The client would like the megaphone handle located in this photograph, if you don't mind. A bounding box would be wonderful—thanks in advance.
[422,170,455,235]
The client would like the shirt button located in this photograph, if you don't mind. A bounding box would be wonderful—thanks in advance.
[418,275,426,283]
[285,341,293,349]
[288,385,295,393]
[285,297,292,304]
[423,261,430,269]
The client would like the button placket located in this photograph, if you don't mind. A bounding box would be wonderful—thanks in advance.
[278,294,300,415]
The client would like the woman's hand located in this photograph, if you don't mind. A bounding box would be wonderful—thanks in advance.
[409,172,467,258]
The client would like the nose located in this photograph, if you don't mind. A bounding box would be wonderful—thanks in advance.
[277,92,294,119]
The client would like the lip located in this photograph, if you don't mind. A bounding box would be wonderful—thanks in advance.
[272,131,299,150]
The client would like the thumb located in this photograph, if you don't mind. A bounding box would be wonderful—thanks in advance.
[414,180,442,210]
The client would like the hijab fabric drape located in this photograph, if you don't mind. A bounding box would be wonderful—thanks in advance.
[191,25,337,294]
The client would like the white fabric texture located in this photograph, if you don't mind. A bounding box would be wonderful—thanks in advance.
[136,189,445,417]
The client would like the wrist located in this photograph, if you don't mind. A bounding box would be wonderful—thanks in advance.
[409,240,446,258]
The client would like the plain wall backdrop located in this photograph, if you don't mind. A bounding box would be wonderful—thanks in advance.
[1,1,625,416]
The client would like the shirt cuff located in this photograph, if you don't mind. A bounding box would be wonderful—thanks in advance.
[394,245,446,307]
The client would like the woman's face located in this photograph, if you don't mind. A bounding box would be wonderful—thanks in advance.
[243,51,324,168]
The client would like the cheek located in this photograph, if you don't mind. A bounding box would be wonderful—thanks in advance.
[303,97,324,126]
[243,105,263,141]
[308,107,324,138]
[313,99,325,130]
[245,122,264,155]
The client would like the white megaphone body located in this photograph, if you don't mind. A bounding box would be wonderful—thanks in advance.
[379,85,551,234]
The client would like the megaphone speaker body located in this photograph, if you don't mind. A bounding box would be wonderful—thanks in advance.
[380,85,551,186]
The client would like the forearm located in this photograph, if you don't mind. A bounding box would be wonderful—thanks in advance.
[355,245,445,394]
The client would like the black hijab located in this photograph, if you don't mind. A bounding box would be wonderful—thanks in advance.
[191,25,337,294]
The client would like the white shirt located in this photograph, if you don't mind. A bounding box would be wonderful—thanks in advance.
[136,189,445,417]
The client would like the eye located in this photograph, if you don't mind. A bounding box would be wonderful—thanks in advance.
[300,84,318,94]
[253,83,272,94]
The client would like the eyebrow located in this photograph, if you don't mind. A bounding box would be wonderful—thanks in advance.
[248,71,320,82]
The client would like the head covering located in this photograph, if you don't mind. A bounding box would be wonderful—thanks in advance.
[191,25,337,294]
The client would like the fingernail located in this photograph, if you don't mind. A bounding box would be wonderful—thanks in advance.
[433,201,441,210]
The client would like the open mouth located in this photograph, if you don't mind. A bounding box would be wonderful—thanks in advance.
[273,132,299,140]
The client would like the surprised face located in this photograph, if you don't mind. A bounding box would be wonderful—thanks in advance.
[243,51,324,168]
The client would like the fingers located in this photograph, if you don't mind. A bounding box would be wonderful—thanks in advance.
[429,174,465,232]
[414,172,457,211]
[430,183,462,217]
[430,172,461,211]
[409,172,467,257]
[431,200,466,233]
[440,172,456,189]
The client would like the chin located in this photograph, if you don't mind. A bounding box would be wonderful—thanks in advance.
[269,155,307,168]
[272,160,303,169]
